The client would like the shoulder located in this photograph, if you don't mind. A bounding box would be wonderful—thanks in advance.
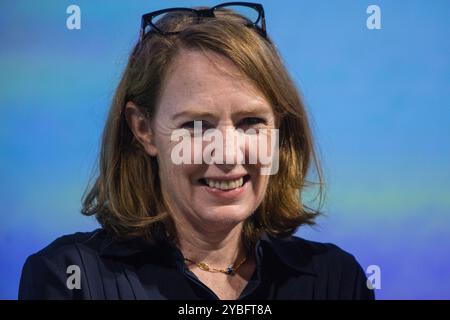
[268,233,361,270]
[291,235,359,267]
[19,229,106,300]
[23,229,106,271]
[270,235,375,299]
[29,228,106,259]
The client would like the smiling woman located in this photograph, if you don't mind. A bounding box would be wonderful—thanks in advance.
[18,2,374,300]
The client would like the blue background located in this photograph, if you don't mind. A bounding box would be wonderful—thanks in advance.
[1,0,449,299]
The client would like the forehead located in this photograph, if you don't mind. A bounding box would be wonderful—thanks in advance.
[156,49,271,116]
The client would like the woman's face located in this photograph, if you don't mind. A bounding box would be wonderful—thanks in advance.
[144,49,276,233]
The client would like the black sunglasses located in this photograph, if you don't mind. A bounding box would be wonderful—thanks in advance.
[139,2,267,42]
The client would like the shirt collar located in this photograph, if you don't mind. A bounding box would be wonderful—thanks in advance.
[98,230,317,276]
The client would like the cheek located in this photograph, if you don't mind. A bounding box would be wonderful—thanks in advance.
[158,164,199,214]
[255,174,270,196]
[159,157,196,185]
[243,132,276,167]
[157,145,201,188]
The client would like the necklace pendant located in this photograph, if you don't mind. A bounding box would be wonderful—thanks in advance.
[197,262,210,271]
[225,266,234,275]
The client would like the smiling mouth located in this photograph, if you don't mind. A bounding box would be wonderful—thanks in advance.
[198,175,251,191]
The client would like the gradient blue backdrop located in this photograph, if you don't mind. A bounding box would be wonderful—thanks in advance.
[1,0,449,299]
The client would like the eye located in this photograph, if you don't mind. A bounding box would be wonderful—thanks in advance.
[180,120,196,129]
[180,120,213,130]
[239,117,266,127]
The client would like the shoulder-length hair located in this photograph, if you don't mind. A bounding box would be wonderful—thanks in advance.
[81,8,324,249]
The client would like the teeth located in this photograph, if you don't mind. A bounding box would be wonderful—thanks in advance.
[205,177,244,190]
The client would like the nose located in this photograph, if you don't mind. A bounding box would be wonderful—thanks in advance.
[211,125,246,170]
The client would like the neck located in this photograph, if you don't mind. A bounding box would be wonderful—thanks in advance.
[174,220,247,268]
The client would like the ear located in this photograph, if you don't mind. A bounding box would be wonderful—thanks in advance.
[124,101,158,156]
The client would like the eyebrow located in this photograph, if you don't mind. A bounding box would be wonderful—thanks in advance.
[234,105,273,117]
[171,105,272,121]
[171,110,216,121]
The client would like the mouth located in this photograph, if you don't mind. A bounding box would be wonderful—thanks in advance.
[198,174,251,191]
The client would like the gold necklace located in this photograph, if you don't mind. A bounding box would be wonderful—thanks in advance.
[185,254,247,275]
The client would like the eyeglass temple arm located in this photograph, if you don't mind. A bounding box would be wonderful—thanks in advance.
[260,9,266,36]
[139,13,154,43]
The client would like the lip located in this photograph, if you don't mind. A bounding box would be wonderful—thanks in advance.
[199,175,250,200]
[201,174,248,181]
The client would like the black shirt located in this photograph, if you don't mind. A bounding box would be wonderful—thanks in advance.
[18,228,375,300]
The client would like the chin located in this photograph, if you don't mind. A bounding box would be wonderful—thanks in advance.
[196,205,254,226]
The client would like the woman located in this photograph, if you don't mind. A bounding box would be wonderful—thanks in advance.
[19,2,374,300]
